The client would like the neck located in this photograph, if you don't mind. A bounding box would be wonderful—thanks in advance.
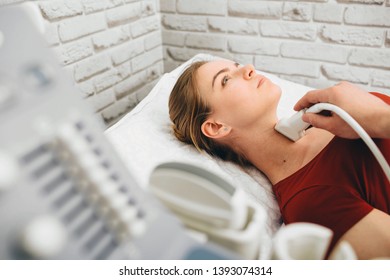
[232,122,333,185]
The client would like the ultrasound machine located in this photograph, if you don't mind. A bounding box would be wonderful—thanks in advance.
[0,6,234,260]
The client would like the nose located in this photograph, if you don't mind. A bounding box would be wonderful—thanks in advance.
[242,64,255,80]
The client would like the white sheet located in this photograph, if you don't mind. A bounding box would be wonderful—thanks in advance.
[105,53,314,254]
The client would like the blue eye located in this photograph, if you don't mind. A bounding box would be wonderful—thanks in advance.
[222,75,229,86]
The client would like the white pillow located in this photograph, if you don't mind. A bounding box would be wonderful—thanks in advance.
[105,53,314,248]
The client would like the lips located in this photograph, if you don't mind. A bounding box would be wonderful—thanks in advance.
[257,75,266,88]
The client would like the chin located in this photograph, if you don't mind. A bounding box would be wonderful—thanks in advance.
[272,83,282,96]
[267,82,282,101]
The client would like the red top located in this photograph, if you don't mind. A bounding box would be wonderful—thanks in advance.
[273,92,390,253]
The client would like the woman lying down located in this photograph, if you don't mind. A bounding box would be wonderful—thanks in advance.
[168,58,390,259]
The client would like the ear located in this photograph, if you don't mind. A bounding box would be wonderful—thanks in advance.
[201,119,231,139]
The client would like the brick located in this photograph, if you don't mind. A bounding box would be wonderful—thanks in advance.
[101,97,135,124]
[93,68,122,93]
[131,15,159,38]
[228,1,282,19]
[281,42,348,63]
[304,79,334,90]
[44,23,60,46]
[76,79,95,97]
[279,75,306,86]
[280,75,333,90]
[162,30,186,46]
[74,55,111,82]
[313,4,343,23]
[111,38,144,65]
[131,46,163,72]
[58,13,106,42]
[89,88,115,112]
[228,37,279,56]
[163,57,182,73]
[114,70,148,99]
[125,92,139,111]
[56,39,93,65]
[81,0,122,14]
[132,82,156,103]
[260,21,317,41]
[345,6,390,27]
[254,55,319,78]
[146,62,164,82]
[117,62,132,79]
[106,3,141,27]
[349,49,390,69]
[321,65,370,84]
[92,27,130,50]
[386,31,390,45]
[162,15,208,32]
[39,0,83,21]
[283,2,312,22]
[185,33,226,51]
[321,26,383,47]
[230,54,254,66]
[208,17,259,35]
[177,0,225,16]
[141,0,157,17]
[167,46,212,62]
[207,17,227,33]
[145,30,162,50]
[160,0,176,13]
[372,70,390,88]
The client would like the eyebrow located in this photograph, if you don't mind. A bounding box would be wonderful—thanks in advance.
[212,68,229,89]
[211,62,240,89]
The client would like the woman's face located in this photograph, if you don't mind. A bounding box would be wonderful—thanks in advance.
[197,59,281,130]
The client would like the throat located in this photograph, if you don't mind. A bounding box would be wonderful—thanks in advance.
[247,128,334,185]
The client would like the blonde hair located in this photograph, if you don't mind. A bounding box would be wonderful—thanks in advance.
[168,61,251,167]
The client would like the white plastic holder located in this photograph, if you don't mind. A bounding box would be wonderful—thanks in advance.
[181,200,268,260]
[272,222,356,260]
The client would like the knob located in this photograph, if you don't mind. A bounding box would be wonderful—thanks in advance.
[19,215,67,259]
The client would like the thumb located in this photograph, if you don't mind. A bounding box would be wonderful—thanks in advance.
[302,112,333,130]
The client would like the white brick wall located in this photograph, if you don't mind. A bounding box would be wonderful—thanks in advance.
[1,0,163,126]
[2,0,390,127]
[161,0,390,94]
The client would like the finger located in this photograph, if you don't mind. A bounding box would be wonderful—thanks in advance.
[303,113,359,138]
[302,112,335,130]
[294,88,332,111]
